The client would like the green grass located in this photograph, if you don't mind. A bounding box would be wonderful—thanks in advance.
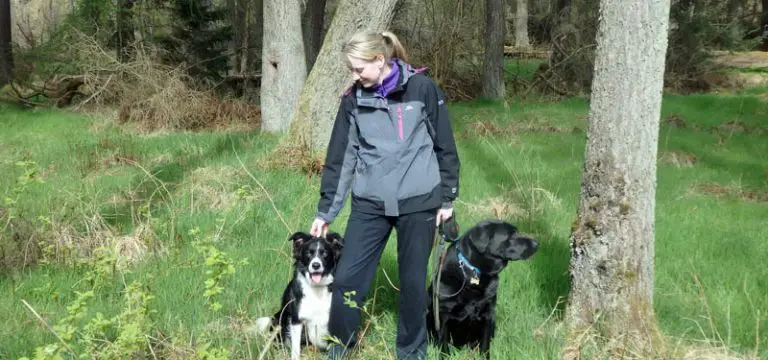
[726,67,768,74]
[0,89,766,359]
[504,58,542,82]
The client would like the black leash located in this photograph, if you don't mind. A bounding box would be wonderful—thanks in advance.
[431,214,460,333]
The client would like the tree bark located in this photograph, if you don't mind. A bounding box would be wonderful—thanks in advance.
[240,10,250,74]
[726,0,740,20]
[482,0,505,99]
[229,0,246,74]
[261,0,306,132]
[515,0,530,48]
[0,0,12,85]
[289,0,399,151]
[563,0,670,358]
[302,0,328,72]
[505,1,515,45]
[250,0,263,73]
[116,0,136,62]
[761,0,768,49]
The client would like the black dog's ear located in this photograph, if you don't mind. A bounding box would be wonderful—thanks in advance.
[463,221,493,254]
[504,235,539,261]
[466,219,513,254]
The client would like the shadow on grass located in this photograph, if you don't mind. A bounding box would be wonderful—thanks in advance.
[460,138,572,316]
[660,127,767,189]
[518,218,571,315]
[99,132,255,236]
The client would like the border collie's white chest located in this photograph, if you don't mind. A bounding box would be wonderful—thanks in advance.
[297,276,333,348]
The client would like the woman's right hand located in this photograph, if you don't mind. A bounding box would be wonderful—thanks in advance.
[310,218,328,237]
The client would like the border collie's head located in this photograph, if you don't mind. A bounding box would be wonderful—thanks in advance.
[289,231,344,286]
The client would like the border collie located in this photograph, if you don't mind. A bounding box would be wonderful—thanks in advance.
[256,231,343,360]
[427,220,538,359]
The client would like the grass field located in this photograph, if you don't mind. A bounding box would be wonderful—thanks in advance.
[0,85,766,359]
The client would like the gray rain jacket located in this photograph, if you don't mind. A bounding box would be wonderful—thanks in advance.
[316,59,460,223]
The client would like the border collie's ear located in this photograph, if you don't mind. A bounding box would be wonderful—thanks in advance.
[289,232,311,246]
[504,235,539,261]
[325,232,344,262]
[325,232,344,250]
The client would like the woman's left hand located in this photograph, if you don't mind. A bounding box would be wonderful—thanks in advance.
[436,207,454,226]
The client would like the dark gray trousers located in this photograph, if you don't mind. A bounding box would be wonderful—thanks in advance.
[327,208,437,360]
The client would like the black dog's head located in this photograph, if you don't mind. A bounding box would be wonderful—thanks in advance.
[289,231,344,286]
[459,220,538,274]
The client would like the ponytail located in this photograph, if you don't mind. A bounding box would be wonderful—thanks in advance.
[343,30,409,64]
[381,31,408,62]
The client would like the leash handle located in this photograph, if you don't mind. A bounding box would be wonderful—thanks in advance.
[433,211,460,333]
[438,214,459,243]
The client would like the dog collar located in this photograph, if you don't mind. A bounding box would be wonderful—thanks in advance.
[456,249,482,285]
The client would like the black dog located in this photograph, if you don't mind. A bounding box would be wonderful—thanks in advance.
[427,219,538,358]
[256,231,343,360]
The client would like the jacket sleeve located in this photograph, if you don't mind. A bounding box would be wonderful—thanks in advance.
[424,80,460,205]
[316,94,358,223]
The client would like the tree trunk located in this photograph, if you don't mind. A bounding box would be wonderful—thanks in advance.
[289,0,399,151]
[761,0,768,49]
[83,0,102,34]
[482,0,505,99]
[229,0,246,74]
[726,0,740,20]
[514,0,530,48]
[302,0,328,72]
[563,0,670,358]
[505,1,515,45]
[250,0,263,73]
[261,0,306,132]
[116,0,136,62]
[0,0,12,85]
[240,12,250,74]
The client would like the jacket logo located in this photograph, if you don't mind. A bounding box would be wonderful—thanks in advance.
[405,105,414,111]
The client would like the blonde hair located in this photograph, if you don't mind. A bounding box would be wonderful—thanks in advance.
[342,30,408,65]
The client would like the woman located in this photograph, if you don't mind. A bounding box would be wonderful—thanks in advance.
[309,30,460,359]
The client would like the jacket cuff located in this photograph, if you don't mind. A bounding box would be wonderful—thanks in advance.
[315,212,334,224]
[441,202,453,210]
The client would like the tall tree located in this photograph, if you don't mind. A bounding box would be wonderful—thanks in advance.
[249,0,264,73]
[228,0,247,74]
[159,0,232,83]
[302,0,328,72]
[261,0,306,132]
[288,0,399,150]
[79,0,103,35]
[515,0,530,48]
[726,0,740,20]
[505,1,515,45]
[761,0,768,49]
[115,0,136,62]
[563,0,670,358]
[482,0,505,99]
[0,0,12,85]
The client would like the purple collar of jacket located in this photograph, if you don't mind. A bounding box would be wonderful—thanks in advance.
[364,58,429,98]
[372,59,400,98]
